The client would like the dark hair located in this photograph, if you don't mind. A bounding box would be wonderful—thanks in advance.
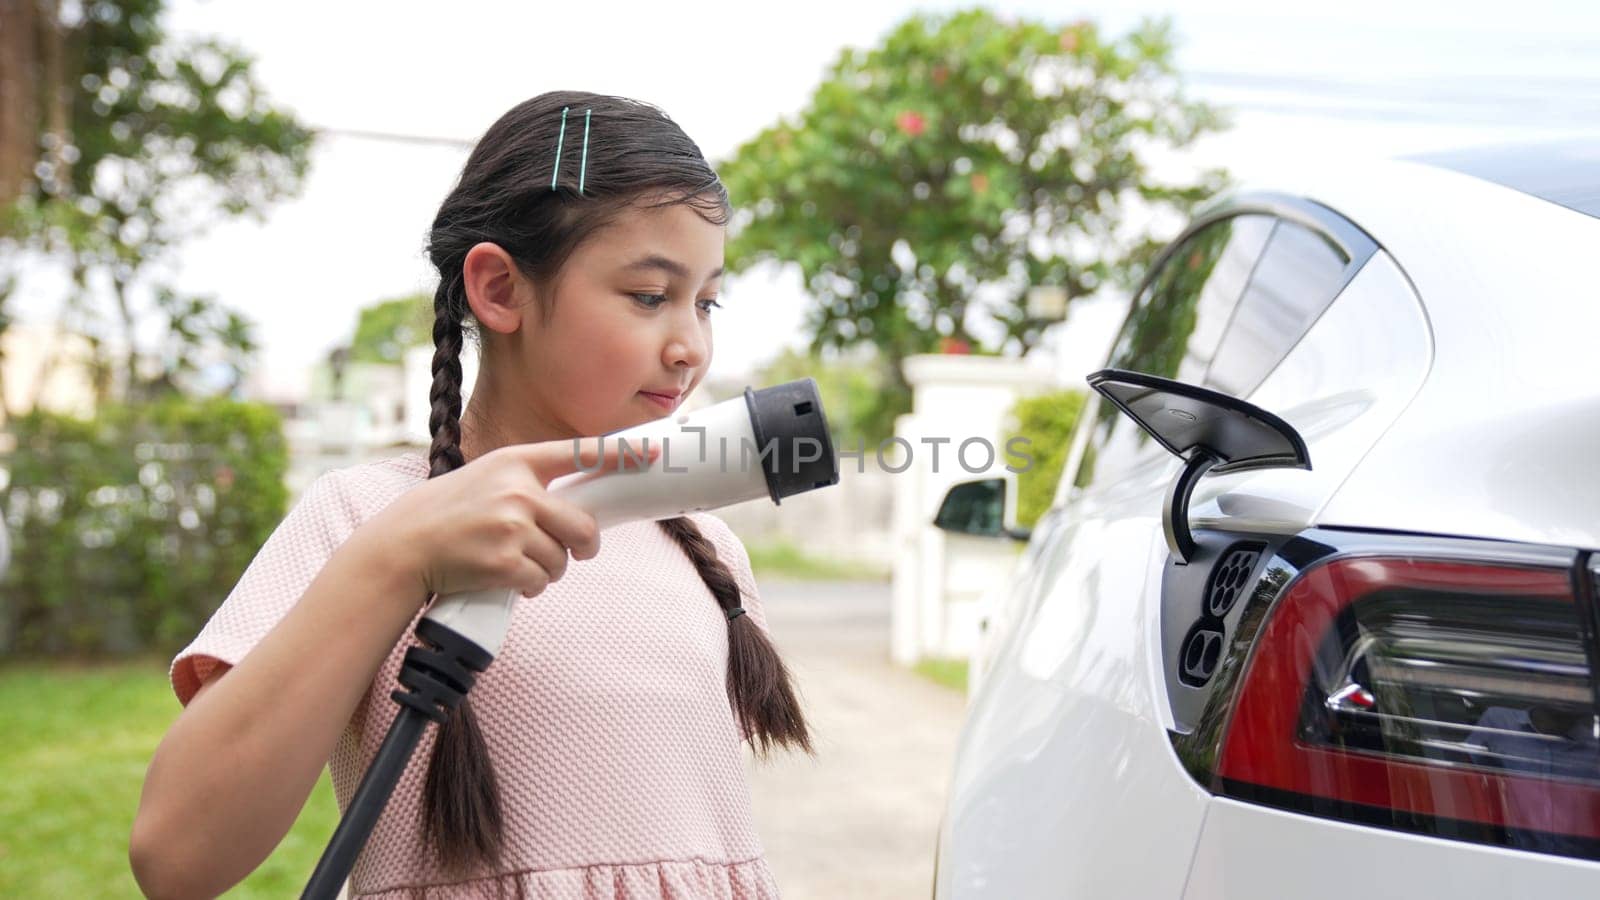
[418,90,811,879]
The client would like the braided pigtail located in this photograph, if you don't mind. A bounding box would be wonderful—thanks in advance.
[657,517,812,756]
[426,275,468,478]
[419,275,509,879]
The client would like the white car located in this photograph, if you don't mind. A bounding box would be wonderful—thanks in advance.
[932,143,1600,898]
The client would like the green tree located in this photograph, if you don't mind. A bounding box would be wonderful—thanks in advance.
[720,8,1226,396]
[349,293,433,365]
[1004,388,1085,527]
[756,346,899,448]
[0,0,313,407]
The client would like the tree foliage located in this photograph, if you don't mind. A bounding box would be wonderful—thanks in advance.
[756,346,900,448]
[0,395,288,656]
[0,0,313,407]
[720,9,1226,386]
[349,293,433,365]
[1003,388,1085,528]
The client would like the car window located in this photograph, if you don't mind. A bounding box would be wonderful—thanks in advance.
[1072,214,1274,492]
[1203,220,1351,397]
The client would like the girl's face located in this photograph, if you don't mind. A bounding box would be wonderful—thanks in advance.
[468,201,724,444]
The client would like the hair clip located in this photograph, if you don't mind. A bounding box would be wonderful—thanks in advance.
[550,107,593,195]
[550,107,568,191]
[578,108,591,195]
[725,606,747,622]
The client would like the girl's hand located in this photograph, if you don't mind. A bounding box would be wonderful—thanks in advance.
[368,437,659,601]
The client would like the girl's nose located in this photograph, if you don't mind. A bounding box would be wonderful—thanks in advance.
[663,307,709,370]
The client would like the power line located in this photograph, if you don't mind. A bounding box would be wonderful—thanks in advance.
[312,127,475,149]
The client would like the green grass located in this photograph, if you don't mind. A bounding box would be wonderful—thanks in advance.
[745,538,890,582]
[913,657,970,693]
[0,659,340,898]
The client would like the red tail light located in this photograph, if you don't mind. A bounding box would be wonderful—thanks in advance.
[1217,556,1600,855]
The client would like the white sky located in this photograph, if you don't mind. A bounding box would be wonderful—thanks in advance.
[19,0,1600,399]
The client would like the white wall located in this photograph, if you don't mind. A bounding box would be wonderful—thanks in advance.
[889,353,1057,665]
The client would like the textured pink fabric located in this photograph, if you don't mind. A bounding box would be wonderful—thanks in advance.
[170,451,781,898]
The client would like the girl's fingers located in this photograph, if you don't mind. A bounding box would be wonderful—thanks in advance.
[529,496,603,561]
[520,526,569,587]
[524,435,661,485]
[514,556,552,599]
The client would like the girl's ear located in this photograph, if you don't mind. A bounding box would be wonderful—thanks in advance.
[462,242,538,335]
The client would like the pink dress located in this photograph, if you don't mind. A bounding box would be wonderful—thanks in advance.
[170,451,782,898]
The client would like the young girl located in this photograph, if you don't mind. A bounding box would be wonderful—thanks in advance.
[131,90,811,899]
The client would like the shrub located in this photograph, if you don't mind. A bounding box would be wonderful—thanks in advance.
[1,397,287,657]
[1003,389,1085,528]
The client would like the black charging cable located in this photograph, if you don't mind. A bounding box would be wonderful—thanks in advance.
[300,618,493,899]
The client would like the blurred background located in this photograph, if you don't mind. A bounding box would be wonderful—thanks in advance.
[2,1,1598,896]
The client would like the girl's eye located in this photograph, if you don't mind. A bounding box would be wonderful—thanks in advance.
[631,293,721,315]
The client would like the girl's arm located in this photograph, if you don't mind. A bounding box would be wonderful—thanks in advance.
[129,520,427,900]
[129,438,627,899]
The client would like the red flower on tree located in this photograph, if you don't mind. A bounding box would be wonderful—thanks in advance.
[1061,20,1090,53]
[896,110,927,137]
[938,336,972,355]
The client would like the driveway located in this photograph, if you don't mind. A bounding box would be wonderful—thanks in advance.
[745,578,968,899]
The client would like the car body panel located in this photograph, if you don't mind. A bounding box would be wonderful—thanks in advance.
[1182,798,1600,899]
[939,489,1208,897]
[937,156,1600,897]
[1187,249,1433,538]
[1287,161,1600,549]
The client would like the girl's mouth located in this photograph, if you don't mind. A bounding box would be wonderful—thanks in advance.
[639,391,680,412]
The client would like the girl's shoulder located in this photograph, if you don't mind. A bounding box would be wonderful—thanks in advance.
[288,451,430,527]
[685,509,731,537]
[683,512,758,584]
[343,449,431,484]
[684,511,743,554]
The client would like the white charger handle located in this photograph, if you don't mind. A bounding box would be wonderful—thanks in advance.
[421,395,767,657]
